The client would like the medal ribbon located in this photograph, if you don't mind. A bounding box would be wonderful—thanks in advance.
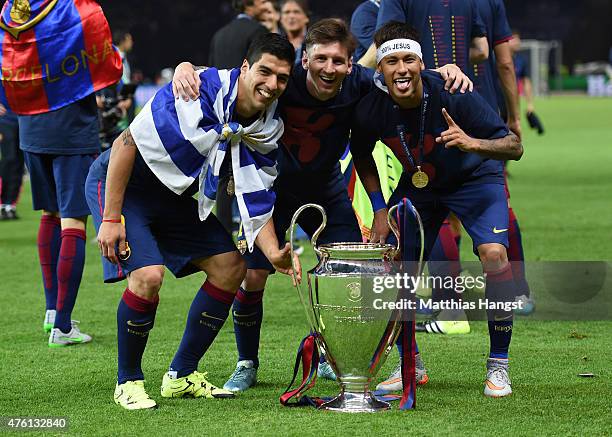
[396,87,429,173]
[279,332,413,409]
[279,333,322,407]
[396,198,418,410]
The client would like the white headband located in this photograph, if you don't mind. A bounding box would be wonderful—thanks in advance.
[376,39,422,64]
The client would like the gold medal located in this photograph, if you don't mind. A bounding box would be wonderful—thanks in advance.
[118,215,131,261]
[227,175,235,196]
[412,167,429,188]
[119,242,131,261]
[236,223,247,254]
[236,238,247,255]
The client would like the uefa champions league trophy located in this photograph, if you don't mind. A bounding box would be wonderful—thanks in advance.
[289,203,423,413]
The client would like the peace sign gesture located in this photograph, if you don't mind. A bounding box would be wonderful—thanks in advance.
[435,108,478,153]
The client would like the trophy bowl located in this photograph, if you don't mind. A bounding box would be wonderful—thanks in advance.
[290,204,405,413]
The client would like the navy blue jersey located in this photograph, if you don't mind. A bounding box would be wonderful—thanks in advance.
[351,0,380,61]
[19,94,100,155]
[376,0,486,73]
[471,0,513,111]
[277,63,374,174]
[351,71,508,189]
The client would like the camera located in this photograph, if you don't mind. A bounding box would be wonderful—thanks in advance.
[98,83,137,149]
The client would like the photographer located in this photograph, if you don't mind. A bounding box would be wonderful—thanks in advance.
[97,29,137,149]
[97,83,136,150]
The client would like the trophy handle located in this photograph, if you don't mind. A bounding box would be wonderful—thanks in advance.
[288,204,327,332]
[387,202,426,275]
[413,203,425,274]
[387,204,401,258]
[289,203,327,261]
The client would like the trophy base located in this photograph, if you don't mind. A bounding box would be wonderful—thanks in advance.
[319,391,390,413]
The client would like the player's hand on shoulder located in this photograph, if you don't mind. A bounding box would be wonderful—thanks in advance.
[370,209,391,244]
[97,221,127,265]
[436,64,473,94]
[436,108,478,153]
[271,242,302,286]
[172,62,201,102]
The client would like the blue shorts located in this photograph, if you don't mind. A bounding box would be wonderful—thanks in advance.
[388,174,509,258]
[23,152,95,218]
[85,150,237,283]
[245,164,362,271]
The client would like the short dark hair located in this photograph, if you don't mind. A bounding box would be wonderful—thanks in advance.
[280,0,309,16]
[304,18,357,57]
[269,0,280,12]
[246,32,295,67]
[373,21,420,48]
[232,0,255,13]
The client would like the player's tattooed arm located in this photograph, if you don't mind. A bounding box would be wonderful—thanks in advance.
[98,128,138,264]
[172,62,203,101]
[120,128,136,148]
[472,132,523,161]
[434,64,474,93]
[436,108,523,161]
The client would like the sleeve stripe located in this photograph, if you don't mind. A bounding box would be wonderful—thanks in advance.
[494,36,513,46]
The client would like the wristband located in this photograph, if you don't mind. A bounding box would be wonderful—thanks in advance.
[102,218,122,223]
[368,191,387,212]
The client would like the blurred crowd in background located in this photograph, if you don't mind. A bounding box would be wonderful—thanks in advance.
[1,0,611,221]
[100,0,611,83]
[93,0,612,109]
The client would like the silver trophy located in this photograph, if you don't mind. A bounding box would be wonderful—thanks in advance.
[289,203,424,413]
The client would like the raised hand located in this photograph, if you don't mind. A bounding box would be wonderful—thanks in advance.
[435,108,478,153]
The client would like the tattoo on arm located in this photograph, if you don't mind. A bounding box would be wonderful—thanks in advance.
[120,129,136,148]
[476,132,523,161]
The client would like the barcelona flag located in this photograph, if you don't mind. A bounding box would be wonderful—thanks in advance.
[0,0,122,115]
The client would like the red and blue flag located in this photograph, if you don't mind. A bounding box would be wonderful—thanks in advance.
[0,0,122,115]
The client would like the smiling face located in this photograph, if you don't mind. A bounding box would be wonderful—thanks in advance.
[302,41,352,101]
[378,51,424,108]
[237,53,292,118]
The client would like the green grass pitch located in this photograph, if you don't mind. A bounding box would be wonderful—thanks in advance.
[0,96,611,435]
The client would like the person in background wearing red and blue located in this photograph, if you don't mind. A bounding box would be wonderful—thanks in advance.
[0,107,23,220]
[0,0,123,347]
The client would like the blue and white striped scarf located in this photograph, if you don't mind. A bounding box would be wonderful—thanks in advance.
[129,68,283,251]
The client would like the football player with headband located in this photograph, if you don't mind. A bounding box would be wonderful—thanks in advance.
[351,21,523,398]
